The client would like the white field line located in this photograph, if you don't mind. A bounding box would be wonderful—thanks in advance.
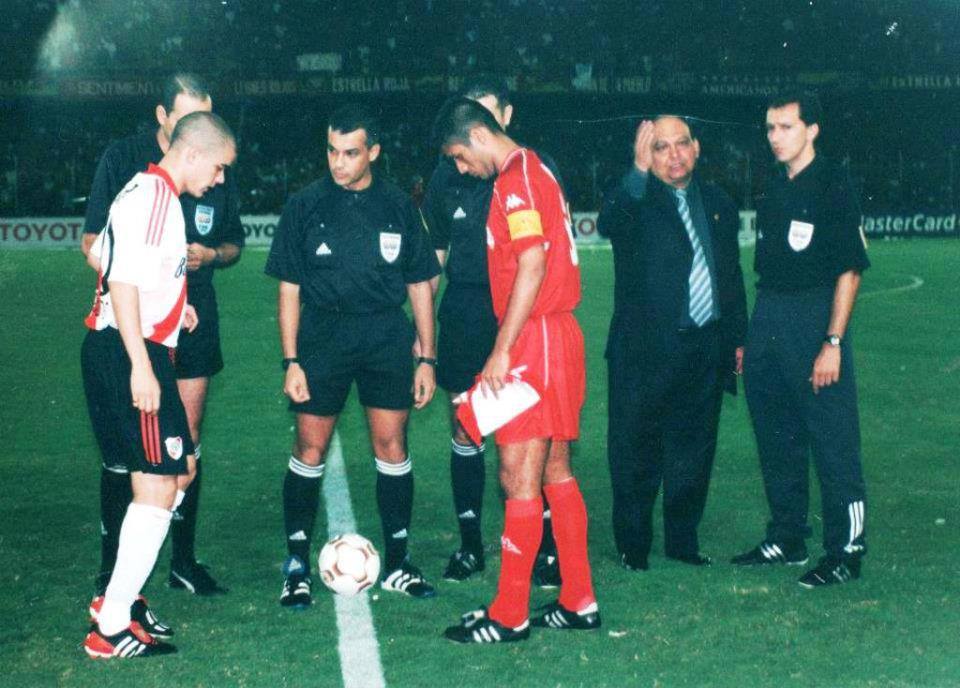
[858,274,923,300]
[323,432,387,688]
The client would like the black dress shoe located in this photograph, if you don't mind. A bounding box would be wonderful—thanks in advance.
[667,553,712,566]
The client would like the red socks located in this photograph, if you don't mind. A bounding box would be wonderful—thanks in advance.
[488,497,543,628]
[544,478,596,612]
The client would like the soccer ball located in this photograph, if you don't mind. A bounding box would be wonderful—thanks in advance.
[318,533,381,596]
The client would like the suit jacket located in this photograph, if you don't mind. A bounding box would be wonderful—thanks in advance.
[598,171,748,394]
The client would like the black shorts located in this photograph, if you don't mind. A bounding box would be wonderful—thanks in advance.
[175,284,224,379]
[292,307,416,417]
[436,283,498,394]
[82,328,194,475]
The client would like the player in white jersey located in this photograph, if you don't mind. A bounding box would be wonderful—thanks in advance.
[81,112,236,659]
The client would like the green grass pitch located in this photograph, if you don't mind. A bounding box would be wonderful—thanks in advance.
[1,241,958,687]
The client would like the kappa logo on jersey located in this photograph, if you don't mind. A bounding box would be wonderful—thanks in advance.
[379,232,402,263]
[505,193,526,211]
[194,205,215,236]
[164,436,184,461]
[316,242,332,256]
[453,206,467,219]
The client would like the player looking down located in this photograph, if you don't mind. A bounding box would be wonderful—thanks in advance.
[433,98,599,643]
[81,112,237,658]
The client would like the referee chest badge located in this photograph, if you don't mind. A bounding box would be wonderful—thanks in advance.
[379,232,402,263]
[194,205,215,236]
[164,436,184,461]
[788,220,814,251]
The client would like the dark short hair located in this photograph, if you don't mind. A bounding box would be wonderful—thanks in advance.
[768,90,823,126]
[432,96,504,150]
[460,74,511,109]
[328,103,381,147]
[161,73,211,113]
[170,111,235,151]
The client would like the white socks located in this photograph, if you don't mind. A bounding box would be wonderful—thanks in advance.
[97,503,172,636]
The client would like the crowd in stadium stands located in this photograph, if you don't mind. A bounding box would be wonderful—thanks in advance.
[1,1,958,215]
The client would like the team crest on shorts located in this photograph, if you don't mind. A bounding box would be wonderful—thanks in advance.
[194,205,215,236]
[165,436,184,461]
[788,220,814,251]
[379,232,402,263]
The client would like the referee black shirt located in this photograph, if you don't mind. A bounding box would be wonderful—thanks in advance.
[755,156,870,292]
[265,175,440,313]
[83,130,245,288]
[422,151,568,286]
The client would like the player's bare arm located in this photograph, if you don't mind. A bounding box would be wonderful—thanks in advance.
[811,269,861,393]
[481,244,547,396]
[278,280,310,403]
[407,279,437,409]
[183,303,199,333]
[186,241,241,271]
[81,233,102,272]
[109,281,161,414]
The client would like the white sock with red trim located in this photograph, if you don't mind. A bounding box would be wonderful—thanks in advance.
[97,503,172,636]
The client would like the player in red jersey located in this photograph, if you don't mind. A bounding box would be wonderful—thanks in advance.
[433,98,599,643]
[81,112,236,658]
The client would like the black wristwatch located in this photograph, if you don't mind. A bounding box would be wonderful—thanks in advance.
[824,334,842,347]
[416,356,437,367]
[282,357,300,371]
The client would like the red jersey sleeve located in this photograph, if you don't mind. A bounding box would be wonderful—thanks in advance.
[494,149,548,255]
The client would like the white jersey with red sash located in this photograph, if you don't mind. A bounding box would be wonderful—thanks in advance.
[85,164,187,348]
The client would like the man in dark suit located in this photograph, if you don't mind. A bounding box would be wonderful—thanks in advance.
[597,116,747,570]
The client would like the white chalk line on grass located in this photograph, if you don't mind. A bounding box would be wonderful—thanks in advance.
[858,274,924,300]
[323,432,387,688]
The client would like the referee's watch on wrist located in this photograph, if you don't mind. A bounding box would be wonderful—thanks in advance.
[824,334,842,347]
[416,356,437,367]
[282,357,300,371]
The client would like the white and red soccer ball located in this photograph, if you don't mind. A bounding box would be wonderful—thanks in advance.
[318,533,381,596]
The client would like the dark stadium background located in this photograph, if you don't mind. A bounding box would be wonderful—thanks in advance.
[1,0,957,220]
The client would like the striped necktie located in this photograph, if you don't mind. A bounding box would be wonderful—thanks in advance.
[675,188,714,327]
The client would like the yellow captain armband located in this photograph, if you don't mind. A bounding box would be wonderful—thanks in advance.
[506,209,543,241]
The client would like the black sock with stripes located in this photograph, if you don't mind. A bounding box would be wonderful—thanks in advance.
[283,456,324,574]
[98,466,132,594]
[171,446,202,568]
[375,456,413,572]
[450,439,485,555]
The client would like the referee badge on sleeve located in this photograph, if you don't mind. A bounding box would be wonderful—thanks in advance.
[379,232,402,263]
[195,205,215,236]
[788,220,814,251]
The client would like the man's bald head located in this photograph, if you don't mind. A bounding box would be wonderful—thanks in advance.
[649,115,700,189]
[169,111,235,154]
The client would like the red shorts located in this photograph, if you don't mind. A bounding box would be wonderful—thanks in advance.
[495,311,585,445]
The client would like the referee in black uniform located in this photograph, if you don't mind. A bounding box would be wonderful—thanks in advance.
[82,73,241,596]
[422,76,561,585]
[265,103,440,608]
[732,92,870,588]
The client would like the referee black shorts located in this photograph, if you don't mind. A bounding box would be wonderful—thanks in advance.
[175,283,224,380]
[292,307,416,417]
[436,282,498,394]
[82,328,193,475]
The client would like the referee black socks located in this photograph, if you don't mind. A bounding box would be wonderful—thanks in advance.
[375,456,413,572]
[283,456,324,569]
[171,447,202,568]
[450,439,485,555]
[97,465,132,594]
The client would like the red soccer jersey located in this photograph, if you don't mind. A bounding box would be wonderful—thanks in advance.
[486,148,580,321]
